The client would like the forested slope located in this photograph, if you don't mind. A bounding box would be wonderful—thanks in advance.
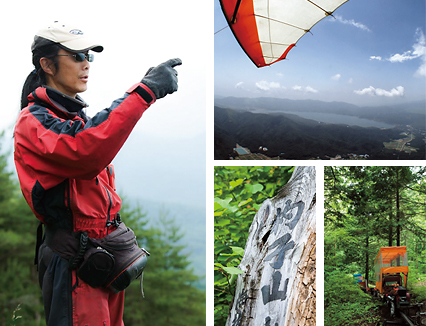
[214,106,424,160]
[324,166,426,325]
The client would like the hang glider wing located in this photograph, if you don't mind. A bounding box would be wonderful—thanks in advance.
[220,0,349,67]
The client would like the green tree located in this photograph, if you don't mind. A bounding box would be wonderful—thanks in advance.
[122,204,206,326]
[214,166,293,326]
[0,132,44,326]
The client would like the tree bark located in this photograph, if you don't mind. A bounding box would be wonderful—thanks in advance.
[388,203,393,246]
[396,167,401,246]
[225,166,316,326]
[364,235,369,287]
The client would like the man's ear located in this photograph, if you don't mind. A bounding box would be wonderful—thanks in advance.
[40,57,56,76]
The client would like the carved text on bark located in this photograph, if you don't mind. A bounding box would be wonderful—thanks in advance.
[261,199,304,325]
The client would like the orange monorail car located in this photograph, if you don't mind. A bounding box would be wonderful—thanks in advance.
[374,246,409,294]
[373,246,411,317]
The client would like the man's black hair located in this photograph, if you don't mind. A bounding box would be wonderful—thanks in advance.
[21,38,61,109]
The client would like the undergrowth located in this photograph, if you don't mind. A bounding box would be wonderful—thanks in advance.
[325,271,381,326]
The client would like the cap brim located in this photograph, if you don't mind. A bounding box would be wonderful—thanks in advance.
[32,36,104,53]
[59,39,104,53]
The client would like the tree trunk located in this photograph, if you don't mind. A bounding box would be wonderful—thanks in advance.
[365,235,369,286]
[388,198,393,246]
[225,166,316,326]
[415,238,418,270]
[396,168,401,246]
[423,242,426,274]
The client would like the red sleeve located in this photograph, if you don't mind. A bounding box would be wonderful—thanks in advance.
[14,83,155,183]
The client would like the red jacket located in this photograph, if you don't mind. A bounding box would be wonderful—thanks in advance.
[14,83,155,238]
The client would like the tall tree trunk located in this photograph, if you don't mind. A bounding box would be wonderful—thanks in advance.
[415,238,418,269]
[365,235,369,285]
[388,198,393,246]
[396,168,401,246]
[423,242,426,273]
[225,166,316,326]
[334,241,337,269]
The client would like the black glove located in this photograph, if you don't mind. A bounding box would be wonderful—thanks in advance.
[141,58,182,99]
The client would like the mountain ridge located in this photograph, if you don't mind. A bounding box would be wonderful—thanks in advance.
[214,106,425,160]
[215,96,426,129]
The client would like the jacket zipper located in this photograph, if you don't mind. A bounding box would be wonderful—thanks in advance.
[103,185,112,233]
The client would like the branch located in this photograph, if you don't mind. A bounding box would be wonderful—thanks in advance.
[403,220,426,237]
[400,197,425,206]
[405,185,426,195]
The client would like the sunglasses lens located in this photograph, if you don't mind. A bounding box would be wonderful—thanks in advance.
[87,54,94,62]
[75,53,86,62]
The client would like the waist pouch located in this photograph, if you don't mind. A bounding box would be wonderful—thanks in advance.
[46,222,149,293]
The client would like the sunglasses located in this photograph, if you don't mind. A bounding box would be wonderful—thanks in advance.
[57,53,94,62]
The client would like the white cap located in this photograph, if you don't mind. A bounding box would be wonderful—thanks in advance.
[32,21,103,53]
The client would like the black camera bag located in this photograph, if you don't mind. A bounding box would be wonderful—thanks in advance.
[45,222,149,292]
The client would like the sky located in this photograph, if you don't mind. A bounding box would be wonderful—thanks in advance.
[0,0,209,210]
[215,0,426,107]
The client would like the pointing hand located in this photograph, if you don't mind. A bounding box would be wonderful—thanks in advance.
[141,58,182,99]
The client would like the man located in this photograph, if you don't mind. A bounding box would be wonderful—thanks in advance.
[14,21,181,325]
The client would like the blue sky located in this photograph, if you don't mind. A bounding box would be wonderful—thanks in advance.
[215,0,426,106]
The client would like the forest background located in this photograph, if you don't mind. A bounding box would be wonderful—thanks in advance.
[0,133,206,326]
[324,166,426,326]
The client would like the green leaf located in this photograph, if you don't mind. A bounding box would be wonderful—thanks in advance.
[214,197,232,209]
[230,246,245,256]
[245,183,264,194]
[230,179,244,188]
[222,266,244,275]
[252,183,264,193]
[230,274,238,285]
[215,219,231,226]
[214,209,226,216]
[238,198,253,207]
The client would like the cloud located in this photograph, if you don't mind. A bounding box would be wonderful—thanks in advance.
[371,28,426,77]
[415,59,426,77]
[388,30,425,63]
[293,85,318,93]
[235,82,244,88]
[334,15,371,32]
[256,81,282,91]
[354,86,404,97]
[413,28,426,77]
[331,74,341,81]
[388,53,412,63]
[305,86,319,93]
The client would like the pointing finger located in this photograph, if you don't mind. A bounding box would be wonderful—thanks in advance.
[164,58,182,68]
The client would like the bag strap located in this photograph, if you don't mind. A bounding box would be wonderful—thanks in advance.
[34,222,44,267]
[68,232,89,270]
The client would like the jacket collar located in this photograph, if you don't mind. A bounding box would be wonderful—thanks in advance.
[28,86,88,118]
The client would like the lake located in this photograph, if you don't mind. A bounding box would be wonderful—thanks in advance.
[282,111,394,129]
